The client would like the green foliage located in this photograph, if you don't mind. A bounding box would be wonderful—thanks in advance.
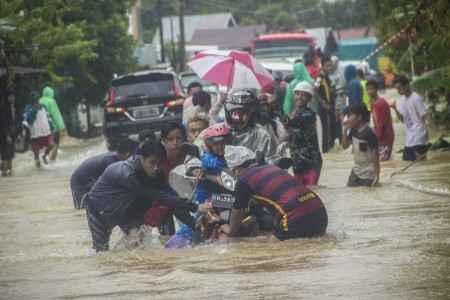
[371,0,450,125]
[1,0,137,111]
[372,0,450,72]
[165,41,182,71]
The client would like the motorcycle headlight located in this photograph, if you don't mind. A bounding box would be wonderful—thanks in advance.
[220,172,236,191]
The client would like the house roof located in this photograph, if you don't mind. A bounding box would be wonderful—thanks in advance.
[153,13,237,45]
[337,27,376,40]
[189,25,266,50]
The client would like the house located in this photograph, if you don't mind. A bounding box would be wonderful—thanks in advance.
[188,25,267,54]
[152,12,237,49]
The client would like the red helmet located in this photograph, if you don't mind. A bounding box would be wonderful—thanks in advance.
[202,123,231,145]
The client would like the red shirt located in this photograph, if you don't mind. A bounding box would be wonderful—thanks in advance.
[371,97,394,146]
[162,149,185,182]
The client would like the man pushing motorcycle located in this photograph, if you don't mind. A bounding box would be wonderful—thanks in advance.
[222,149,328,241]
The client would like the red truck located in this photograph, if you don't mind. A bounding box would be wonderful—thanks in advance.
[252,32,315,60]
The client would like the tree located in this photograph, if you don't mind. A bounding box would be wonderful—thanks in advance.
[3,0,136,113]
[371,0,450,126]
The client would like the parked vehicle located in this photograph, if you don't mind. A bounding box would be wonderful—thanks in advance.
[252,32,316,80]
[252,32,315,60]
[337,38,378,64]
[178,71,218,95]
[103,70,184,149]
[259,59,296,80]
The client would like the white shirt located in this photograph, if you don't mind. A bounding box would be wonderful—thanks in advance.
[396,92,428,147]
[29,108,52,139]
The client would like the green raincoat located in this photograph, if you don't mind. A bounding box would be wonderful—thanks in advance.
[39,86,65,131]
[360,79,371,112]
[283,62,314,115]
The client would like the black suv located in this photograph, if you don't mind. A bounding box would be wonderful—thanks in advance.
[104,70,184,149]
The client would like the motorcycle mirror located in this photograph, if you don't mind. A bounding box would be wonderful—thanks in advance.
[181,143,201,158]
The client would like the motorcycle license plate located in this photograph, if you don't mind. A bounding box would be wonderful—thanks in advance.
[211,193,235,209]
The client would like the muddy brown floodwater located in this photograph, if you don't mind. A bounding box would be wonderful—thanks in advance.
[1,125,450,300]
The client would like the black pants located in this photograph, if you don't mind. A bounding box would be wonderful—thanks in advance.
[71,189,87,209]
[274,207,328,241]
[403,144,428,161]
[86,203,140,252]
[86,204,112,252]
[0,138,14,161]
[53,131,61,145]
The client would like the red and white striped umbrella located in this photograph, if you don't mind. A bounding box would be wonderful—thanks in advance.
[188,49,273,90]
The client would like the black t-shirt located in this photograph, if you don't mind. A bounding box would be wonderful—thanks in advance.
[234,179,254,209]
[349,125,378,150]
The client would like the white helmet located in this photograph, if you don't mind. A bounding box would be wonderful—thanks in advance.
[224,145,256,169]
[293,81,314,96]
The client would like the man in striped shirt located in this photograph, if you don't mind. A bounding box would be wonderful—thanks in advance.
[227,163,328,241]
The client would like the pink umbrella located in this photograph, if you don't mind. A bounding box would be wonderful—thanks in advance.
[187,49,273,91]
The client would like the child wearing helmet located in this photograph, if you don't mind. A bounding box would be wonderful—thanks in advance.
[165,123,231,249]
[286,81,322,186]
[195,123,231,204]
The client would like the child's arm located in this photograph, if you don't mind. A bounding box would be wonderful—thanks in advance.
[201,154,226,173]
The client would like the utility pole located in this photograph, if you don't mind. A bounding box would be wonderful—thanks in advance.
[157,0,165,63]
[178,0,186,72]
[408,35,416,79]
[170,17,176,68]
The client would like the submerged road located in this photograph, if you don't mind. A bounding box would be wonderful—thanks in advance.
[1,125,450,299]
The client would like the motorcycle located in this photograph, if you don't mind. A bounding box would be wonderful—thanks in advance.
[168,144,238,242]
[168,144,293,244]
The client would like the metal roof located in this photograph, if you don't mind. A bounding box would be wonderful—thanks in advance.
[153,13,237,45]
[189,25,266,50]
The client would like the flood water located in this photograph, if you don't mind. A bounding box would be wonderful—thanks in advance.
[1,126,450,299]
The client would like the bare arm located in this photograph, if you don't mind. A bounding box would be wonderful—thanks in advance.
[228,208,246,237]
[391,103,403,123]
[208,93,226,123]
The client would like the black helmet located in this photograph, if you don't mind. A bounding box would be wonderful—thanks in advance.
[227,89,257,105]
[225,89,258,128]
